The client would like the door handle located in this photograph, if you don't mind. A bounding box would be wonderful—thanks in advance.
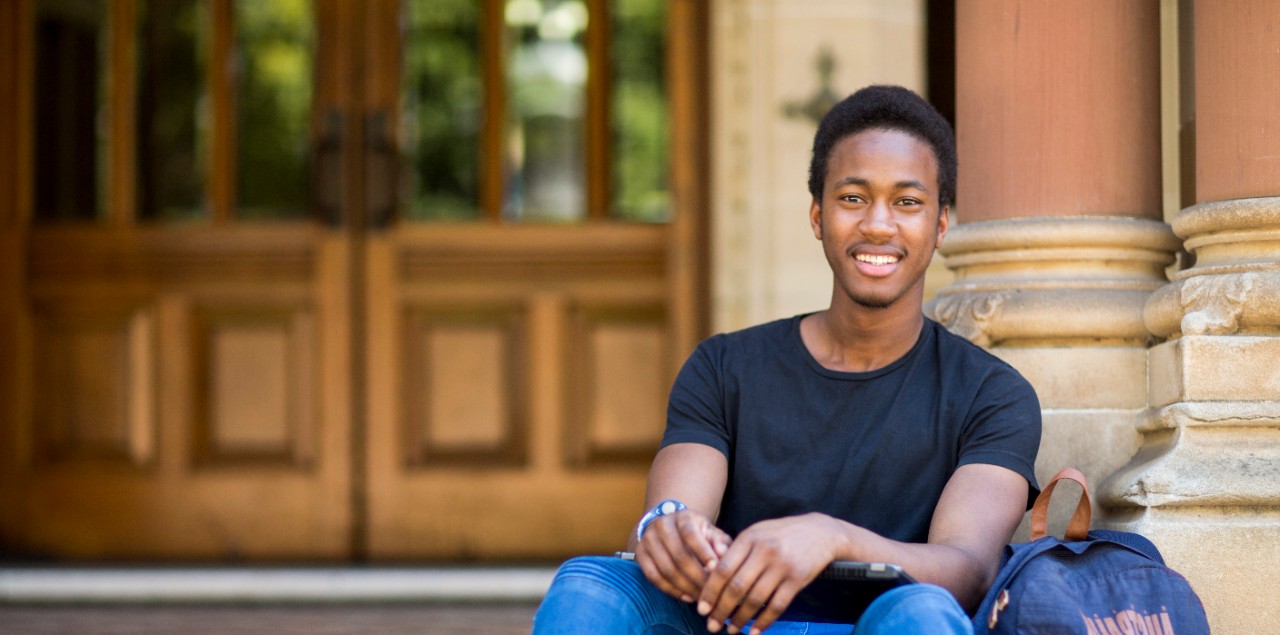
[313,110,344,227]
[365,111,398,230]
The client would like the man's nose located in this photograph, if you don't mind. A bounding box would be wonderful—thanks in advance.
[861,201,896,239]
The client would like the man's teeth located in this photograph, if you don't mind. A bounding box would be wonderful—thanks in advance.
[856,254,899,266]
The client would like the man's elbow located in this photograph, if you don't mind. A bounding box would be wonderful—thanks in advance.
[949,545,1001,613]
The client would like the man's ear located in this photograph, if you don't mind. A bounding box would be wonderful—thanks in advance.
[809,198,823,240]
[935,205,950,248]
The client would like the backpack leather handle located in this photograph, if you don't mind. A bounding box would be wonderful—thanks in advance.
[1030,467,1092,541]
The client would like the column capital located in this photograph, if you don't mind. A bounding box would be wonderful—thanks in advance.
[927,216,1179,347]
[1145,197,1280,338]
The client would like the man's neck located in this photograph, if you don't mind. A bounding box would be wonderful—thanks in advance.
[800,300,925,373]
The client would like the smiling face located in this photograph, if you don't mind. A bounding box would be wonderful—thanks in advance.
[810,128,949,312]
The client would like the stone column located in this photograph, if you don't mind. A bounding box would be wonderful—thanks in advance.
[933,0,1178,530]
[1101,2,1280,631]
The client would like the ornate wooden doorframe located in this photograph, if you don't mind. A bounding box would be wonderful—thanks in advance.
[0,0,708,562]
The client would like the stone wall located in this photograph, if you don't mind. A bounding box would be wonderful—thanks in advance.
[710,0,928,332]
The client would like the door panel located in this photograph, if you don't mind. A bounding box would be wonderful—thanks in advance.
[9,228,352,559]
[364,226,673,558]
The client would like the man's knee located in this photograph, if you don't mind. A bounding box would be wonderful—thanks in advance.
[534,556,696,633]
[872,583,960,611]
[541,556,676,614]
[854,584,973,635]
[548,556,652,599]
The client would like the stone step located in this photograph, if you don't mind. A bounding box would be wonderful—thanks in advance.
[0,567,556,604]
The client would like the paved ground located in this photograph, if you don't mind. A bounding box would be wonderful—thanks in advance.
[0,603,539,634]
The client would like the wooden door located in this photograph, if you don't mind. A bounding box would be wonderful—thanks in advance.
[0,0,359,560]
[0,0,706,561]
[361,0,708,560]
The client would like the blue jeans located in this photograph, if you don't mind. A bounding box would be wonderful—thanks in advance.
[532,556,974,634]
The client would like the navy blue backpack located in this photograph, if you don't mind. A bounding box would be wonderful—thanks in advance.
[974,468,1210,634]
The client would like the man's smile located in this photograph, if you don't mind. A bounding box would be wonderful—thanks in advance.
[854,253,900,266]
[850,245,905,277]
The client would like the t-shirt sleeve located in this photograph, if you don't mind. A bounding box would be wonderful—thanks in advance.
[957,364,1043,509]
[659,337,732,458]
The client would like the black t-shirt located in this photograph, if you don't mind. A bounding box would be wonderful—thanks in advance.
[660,315,1041,543]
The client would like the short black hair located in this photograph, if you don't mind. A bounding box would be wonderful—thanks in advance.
[807,85,956,207]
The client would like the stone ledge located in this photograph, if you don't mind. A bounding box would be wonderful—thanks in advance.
[1100,424,1280,508]
[1135,401,1280,432]
[0,568,556,604]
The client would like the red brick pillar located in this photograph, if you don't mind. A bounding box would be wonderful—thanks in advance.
[955,0,1162,222]
[1194,1,1280,203]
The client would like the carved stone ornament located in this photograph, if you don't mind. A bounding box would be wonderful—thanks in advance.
[932,216,1179,346]
[1144,196,1280,338]
[932,292,1008,347]
[1179,273,1258,335]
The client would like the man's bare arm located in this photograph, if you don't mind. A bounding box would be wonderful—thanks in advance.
[699,463,1027,634]
[913,463,1028,606]
[630,442,732,603]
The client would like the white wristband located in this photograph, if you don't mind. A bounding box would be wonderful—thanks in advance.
[635,499,687,543]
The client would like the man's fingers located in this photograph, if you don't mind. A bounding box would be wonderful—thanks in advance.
[639,514,715,599]
[697,544,763,633]
[746,580,802,635]
[655,516,713,593]
[675,512,722,570]
[704,550,769,630]
[706,525,732,560]
[726,566,785,633]
[696,541,745,613]
[635,546,686,600]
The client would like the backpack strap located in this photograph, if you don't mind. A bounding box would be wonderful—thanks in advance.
[1029,467,1092,541]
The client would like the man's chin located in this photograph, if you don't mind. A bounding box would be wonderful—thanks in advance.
[851,294,897,310]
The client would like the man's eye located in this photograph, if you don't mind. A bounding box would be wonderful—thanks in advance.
[897,198,922,206]
[841,195,865,204]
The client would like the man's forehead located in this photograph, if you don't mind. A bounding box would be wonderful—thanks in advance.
[825,130,940,186]
[832,127,934,156]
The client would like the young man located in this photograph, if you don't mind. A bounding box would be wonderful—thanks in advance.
[533,85,1041,635]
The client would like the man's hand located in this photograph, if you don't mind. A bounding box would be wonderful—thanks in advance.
[636,509,732,603]
[697,513,843,635]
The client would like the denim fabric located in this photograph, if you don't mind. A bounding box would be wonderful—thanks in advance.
[532,556,972,635]
[853,584,973,634]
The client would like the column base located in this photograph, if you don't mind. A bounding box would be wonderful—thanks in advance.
[1112,196,1280,633]
[1105,507,1280,634]
[928,217,1178,534]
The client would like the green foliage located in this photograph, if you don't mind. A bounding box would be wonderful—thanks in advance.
[403,0,483,220]
[610,0,669,222]
[235,0,315,219]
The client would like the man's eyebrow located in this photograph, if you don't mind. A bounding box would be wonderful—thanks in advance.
[832,176,870,188]
[831,176,931,192]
